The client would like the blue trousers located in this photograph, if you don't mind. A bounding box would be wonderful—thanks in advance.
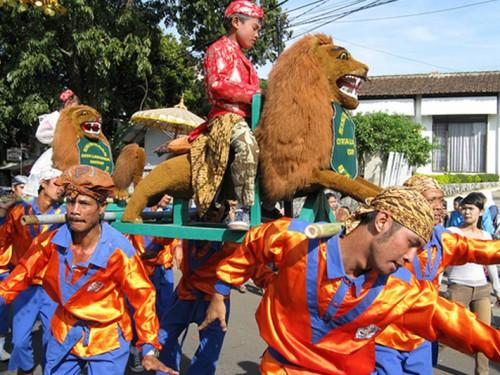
[0,272,10,336]
[8,285,57,371]
[158,291,230,375]
[150,266,174,319]
[373,341,433,375]
[44,329,130,375]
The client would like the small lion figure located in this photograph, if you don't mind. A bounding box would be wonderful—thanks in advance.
[52,105,145,199]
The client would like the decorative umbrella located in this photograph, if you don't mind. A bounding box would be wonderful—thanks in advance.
[130,96,204,136]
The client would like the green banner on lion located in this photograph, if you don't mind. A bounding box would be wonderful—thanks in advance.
[330,102,358,179]
[77,138,114,174]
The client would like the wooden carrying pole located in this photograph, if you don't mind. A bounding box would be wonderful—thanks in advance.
[304,222,343,239]
[21,211,168,226]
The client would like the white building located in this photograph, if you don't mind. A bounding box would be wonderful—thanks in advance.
[355,71,500,175]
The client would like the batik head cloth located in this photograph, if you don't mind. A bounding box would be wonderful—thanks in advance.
[55,165,114,203]
[345,186,434,242]
[403,175,442,194]
[224,1,264,19]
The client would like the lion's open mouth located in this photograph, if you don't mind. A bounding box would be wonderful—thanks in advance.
[337,75,365,100]
[81,121,102,135]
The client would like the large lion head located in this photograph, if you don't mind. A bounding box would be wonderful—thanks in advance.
[256,34,368,202]
[313,37,368,110]
[52,105,110,172]
[59,105,106,141]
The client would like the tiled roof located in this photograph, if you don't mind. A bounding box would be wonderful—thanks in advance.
[359,71,500,98]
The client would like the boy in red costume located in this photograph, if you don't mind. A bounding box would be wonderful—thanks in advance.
[195,0,263,230]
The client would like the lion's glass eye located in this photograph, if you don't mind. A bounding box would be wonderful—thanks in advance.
[80,111,87,116]
[338,52,349,60]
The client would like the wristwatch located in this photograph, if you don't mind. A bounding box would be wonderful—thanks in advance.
[145,348,160,358]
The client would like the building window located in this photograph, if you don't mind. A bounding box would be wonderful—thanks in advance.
[432,115,487,173]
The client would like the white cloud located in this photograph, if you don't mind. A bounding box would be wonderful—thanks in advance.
[404,26,436,42]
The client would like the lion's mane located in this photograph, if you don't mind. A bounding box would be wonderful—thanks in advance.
[256,34,334,202]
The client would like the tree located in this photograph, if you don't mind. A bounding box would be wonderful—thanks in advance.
[353,112,434,169]
[164,0,291,66]
[0,0,195,153]
[0,0,291,158]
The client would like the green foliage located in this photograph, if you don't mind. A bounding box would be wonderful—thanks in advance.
[164,0,290,66]
[353,112,434,168]
[0,0,194,151]
[0,0,289,155]
[422,174,500,184]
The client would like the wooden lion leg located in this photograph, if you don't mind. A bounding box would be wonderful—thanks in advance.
[308,170,382,203]
[121,154,193,223]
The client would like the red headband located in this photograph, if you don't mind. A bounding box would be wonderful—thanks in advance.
[224,1,264,19]
[59,89,74,103]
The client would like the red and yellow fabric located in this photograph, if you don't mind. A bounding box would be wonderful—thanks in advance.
[0,246,12,275]
[204,36,260,119]
[0,222,160,358]
[127,235,177,276]
[376,224,500,351]
[0,200,64,282]
[224,1,264,18]
[215,218,500,374]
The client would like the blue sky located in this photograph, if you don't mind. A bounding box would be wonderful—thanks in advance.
[257,0,500,77]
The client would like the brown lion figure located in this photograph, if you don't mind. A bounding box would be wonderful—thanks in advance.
[52,105,146,198]
[121,34,381,223]
[256,34,381,203]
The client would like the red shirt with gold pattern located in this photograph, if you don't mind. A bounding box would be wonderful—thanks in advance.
[204,35,260,119]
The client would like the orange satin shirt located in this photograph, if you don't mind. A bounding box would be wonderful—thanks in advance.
[175,240,274,301]
[0,222,160,358]
[0,200,63,276]
[127,235,177,276]
[215,218,500,374]
[376,225,500,351]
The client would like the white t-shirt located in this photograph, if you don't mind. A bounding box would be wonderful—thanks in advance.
[36,110,60,145]
[446,226,500,296]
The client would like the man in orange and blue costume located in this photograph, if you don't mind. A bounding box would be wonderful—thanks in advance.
[0,167,65,373]
[201,187,500,374]
[0,165,178,375]
[374,176,500,374]
[157,238,274,375]
[129,234,177,316]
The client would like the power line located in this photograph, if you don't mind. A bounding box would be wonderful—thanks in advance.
[290,0,378,25]
[297,0,500,25]
[334,36,457,71]
[290,0,399,39]
[288,0,334,21]
[282,0,336,15]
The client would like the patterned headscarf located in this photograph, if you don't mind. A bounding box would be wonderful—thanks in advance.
[403,175,442,194]
[55,165,114,203]
[224,1,264,18]
[345,186,434,242]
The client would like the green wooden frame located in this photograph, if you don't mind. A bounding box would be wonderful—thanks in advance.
[111,94,264,242]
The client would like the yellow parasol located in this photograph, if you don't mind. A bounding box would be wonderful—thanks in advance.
[130,97,204,136]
